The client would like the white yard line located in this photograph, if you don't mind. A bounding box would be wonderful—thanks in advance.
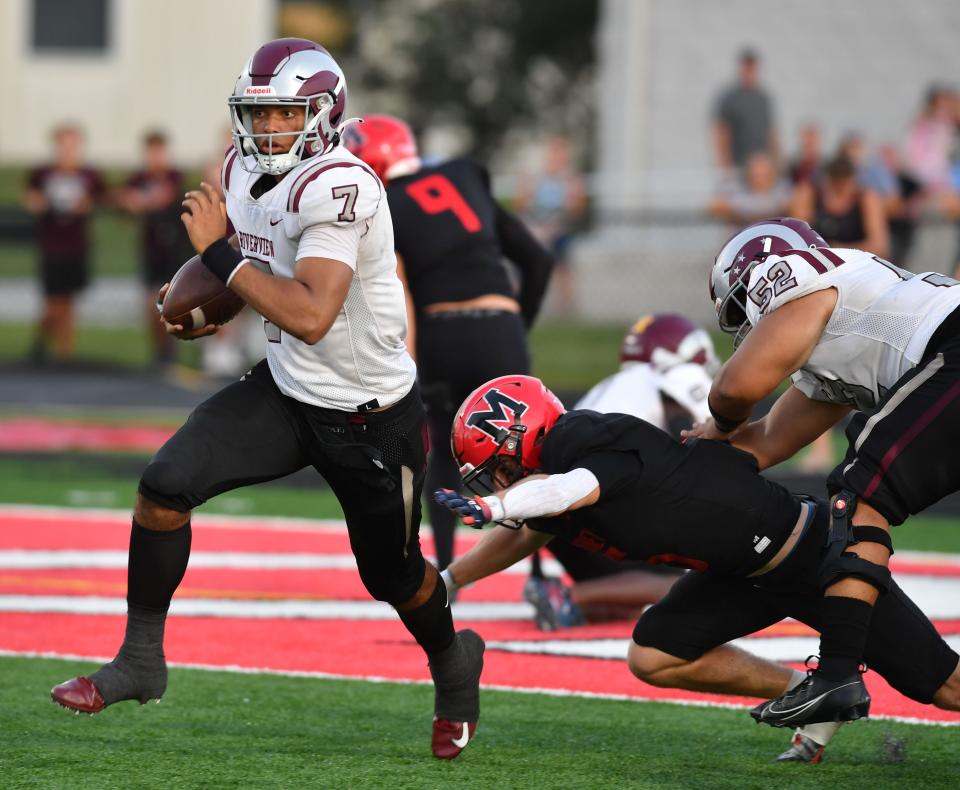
[0,594,536,621]
[0,549,560,575]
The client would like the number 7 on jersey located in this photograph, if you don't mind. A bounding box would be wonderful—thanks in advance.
[331,184,358,222]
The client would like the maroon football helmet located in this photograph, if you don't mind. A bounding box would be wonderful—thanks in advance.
[709,217,827,345]
[343,114,421,184]
[229,38,350,175]
[620,313,719,374]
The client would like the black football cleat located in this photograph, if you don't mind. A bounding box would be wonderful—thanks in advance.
[751,670,870,728]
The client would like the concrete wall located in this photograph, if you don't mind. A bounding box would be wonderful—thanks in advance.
[0,0,275,168]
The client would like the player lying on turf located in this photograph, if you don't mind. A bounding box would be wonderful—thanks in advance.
[434,375,960,763]
[525,313,717,630]
[686,217,960,727]
[50,38,482,760]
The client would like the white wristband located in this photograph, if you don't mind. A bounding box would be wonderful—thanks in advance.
[225,258,250,287]
[480,496,506,522]
[440,567,458,593]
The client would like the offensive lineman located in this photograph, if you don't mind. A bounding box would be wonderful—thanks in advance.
[435,375,960,763]
[686,217,960,727]
[344,114,554,573]
[50,38,483,760]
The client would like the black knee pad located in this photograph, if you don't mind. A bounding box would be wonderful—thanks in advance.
[818,490,893,594]
[356,550,426,605]
[138,460,194,513]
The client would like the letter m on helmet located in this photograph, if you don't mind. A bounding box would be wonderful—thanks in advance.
[466,389,528,440]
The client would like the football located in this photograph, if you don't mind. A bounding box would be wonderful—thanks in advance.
[160,254,246,330]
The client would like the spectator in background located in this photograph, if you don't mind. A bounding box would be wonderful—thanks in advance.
[788,123,822,186]
[904,84,958,194]
[790,153,889,258]
[708,151,791,225]
[712,48,778,174]
[864,141,923,265]
[514,135,586,316]
[23,123,105,362]
[116,131,192,369]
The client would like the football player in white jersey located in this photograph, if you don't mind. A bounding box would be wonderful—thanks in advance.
[577,313,717,429]
[51,38,483,760]
[685,217,960,730]
[523,314,717,631]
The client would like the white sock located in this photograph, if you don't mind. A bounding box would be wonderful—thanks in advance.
[796,721,842,747]
[787,669,806,691]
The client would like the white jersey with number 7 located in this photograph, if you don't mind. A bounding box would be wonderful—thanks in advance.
[221,143,415,411]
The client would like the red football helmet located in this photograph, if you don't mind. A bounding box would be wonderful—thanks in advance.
[709,217,827,345]
[452,375,566,494]
[342,114,421,183]
[620,313,719,375]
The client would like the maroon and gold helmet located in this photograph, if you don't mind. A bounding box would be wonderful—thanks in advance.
[709,217,827,344]
[452,375,565,495]
[620,313,719,374]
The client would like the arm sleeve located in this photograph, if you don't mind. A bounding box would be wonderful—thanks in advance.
[483,468,600,521]
[296,222,364,271]
[495,204,554,326]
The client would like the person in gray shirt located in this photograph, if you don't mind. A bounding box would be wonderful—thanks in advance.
[713,48,778,172]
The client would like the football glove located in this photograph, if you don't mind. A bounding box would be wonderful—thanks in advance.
[433,489,495,528]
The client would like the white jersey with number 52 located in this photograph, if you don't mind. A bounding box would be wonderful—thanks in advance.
[744,247,960,409]
[221,144,415,411]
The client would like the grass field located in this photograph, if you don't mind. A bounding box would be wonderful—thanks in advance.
[2,656,957,789]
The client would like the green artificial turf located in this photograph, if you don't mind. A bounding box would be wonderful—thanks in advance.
[1,656,956,790]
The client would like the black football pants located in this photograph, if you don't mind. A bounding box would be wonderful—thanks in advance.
[138,359,429,605]
[417,310,530,569]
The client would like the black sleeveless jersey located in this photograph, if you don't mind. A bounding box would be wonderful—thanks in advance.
[526,411,801,576]
[387,158,552,324]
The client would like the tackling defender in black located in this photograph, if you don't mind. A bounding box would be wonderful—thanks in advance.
[345,115,553,571]
[435,375,960,762]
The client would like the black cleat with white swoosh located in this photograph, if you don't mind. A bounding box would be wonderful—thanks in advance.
[751,669,870,728]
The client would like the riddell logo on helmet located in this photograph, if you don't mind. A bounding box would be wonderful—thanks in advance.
[244,86,277,96]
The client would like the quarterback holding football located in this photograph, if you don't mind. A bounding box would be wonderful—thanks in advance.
[51,38,483,760]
